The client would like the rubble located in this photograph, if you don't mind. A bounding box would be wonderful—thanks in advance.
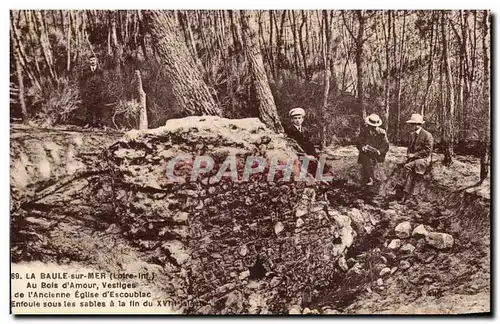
[379,267,391,277]
[400,243,416,254]
[388,239,402,250]
[426,232,454,250]
[412,224,430,238]
[400,260,411,270]
[395,221,412,239]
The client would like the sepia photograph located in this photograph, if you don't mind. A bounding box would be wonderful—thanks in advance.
[9,8,491,315]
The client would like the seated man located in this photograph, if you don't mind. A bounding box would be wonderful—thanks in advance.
[284,107,322,177]
[397,113,433,202]
[284,107,318,157]
[357,114,389,186]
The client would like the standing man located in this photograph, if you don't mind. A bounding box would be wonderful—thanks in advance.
[397,113,433,202]
[80,55,105,127]
[357,114,390,186]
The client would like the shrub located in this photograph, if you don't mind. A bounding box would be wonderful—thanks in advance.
[30,77,82,126]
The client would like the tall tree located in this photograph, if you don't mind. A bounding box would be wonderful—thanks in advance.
[480,10,490,181]
[240,10,284,133]
[274,10,287,86]
[320,10,333,147]
[144,10,221,116]
[421,12,436,117]
[380,11,392,135]
[10,25,28,123]
[33,10,57,83]
[394,10,407,143]
[441,10,455,166]
[342,10,367,121]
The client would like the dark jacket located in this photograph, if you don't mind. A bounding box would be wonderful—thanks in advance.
[357,126,390,163]
[407,128,433,161]
[284,124,317,156]
[80,66,105,105]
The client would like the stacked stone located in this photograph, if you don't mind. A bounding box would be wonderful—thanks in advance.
[108,116,356,314]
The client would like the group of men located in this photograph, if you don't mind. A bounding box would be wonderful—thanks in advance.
[284,107,434,203]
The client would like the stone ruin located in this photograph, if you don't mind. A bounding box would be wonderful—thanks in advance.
[9,117,361,314]
[107,116,357,313]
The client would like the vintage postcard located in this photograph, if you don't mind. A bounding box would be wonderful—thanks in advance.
[10,9,490,315]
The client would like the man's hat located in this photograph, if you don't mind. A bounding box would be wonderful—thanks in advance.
[406,113,425,124]
[289,107,305,117]
[365,113,383,127]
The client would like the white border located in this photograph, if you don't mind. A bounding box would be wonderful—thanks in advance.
[2,1,497,323]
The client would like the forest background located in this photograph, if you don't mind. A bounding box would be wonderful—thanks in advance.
[9,9,491,171]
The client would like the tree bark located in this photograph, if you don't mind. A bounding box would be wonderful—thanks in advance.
[66,11,72,72]
[381,11,392,136]
[441,11,455,166]
[10,11,42,92]
[275,10,287,85]
[136,70,148,130]
[240,10,284,133]
[33,10,57,83]
[480,10,490,181]
[421,11,435,117]
[342,10,367,121]
[395,11,406,144]
[229,10,242,52]
[144,10,221,116]
[299,10,309,80]
[137,11,148,60]
[320,10,333,147]
[11,30,28,123]
[178,11,198,62]
[290,11,301,78]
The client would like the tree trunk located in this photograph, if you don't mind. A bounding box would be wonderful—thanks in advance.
[299,10,309,81]
[395,11,406,144]
[178,11,198,62]
[290,11,301,78]
[66,11,72,72]
[459,11,470,147]
[10,11,42,92]
[320,10,332,148]
[11,31,28,123]
[59,10,65,35]
[135,70,148,130]
[441,11,455,166]
[421,11,435,117]
[480,10,490,181]
[355,10,366,121]
[137,11,148,60]
[381,11,392,136]
[240,10,284,133]
[268,11,276,81]
[229,10,242,52]
[144,10,221,116]
[33,10,57,83]
[341,10,366,121]
[275,10,287,86]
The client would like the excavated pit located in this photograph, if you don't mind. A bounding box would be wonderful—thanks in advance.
[10,118,490,314]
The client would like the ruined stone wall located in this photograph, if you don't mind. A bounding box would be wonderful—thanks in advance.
[108,116,356,313]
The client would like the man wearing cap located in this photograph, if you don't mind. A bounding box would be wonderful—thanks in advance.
[284,107,328,179]
[357,113,390,186]
[397,113,434,202]
[284,107,318,157]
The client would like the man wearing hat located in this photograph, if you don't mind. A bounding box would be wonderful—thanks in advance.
[397,113,434,202]
[357,113,390,186]
[285,107,318,157]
